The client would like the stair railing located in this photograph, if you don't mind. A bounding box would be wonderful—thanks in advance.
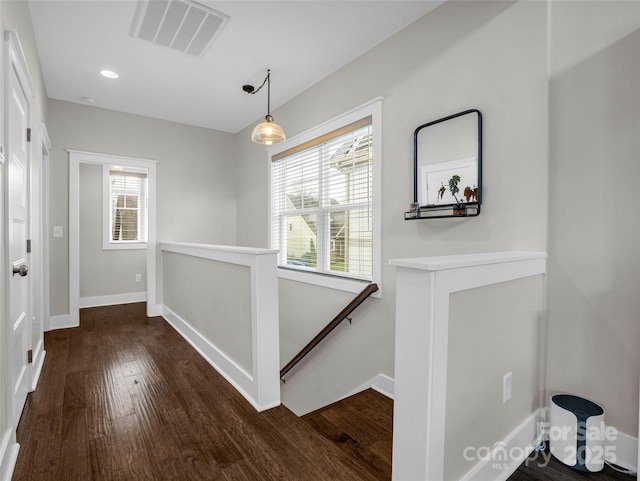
[280,282,379,381]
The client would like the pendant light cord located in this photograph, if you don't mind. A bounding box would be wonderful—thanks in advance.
[245,69,272,118]
[245,68,286,144]
[247,70,270,96]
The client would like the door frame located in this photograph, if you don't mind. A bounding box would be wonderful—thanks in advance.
[2,27,35,464]
[30,124,51,389]
[39,124,51,332]
[68,150,159,326]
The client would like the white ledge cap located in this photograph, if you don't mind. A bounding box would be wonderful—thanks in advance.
[161,242,278,256]
[389,251,547,272]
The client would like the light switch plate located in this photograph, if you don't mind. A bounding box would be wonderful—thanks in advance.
[53,226,63,238]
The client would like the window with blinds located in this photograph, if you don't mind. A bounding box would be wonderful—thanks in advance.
[108,170,148,244]
[271,117,373,280]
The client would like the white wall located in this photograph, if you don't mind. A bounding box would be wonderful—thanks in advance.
[79,163,146,299]
[445,275,545,480]
[235,0,549,415]
[47,99,238,316]
[163,252,253,374]
[547,0,640,437]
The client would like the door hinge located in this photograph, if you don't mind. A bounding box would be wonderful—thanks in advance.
[26,239,31,253]
[26,128,31,142]
[27,349,33,364]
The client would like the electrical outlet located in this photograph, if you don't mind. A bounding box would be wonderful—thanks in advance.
[503,372,512,403]
[135,273,142,283]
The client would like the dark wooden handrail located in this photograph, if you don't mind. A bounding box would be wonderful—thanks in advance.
[280,282,379,380]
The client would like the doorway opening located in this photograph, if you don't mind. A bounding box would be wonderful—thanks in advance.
[68,151,158,327]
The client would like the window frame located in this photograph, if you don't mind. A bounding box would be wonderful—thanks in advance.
[102,164,148,250]
[268,98,382,296]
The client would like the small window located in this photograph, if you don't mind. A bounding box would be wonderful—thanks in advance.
[269,98,382,293]
[103,165,148,250]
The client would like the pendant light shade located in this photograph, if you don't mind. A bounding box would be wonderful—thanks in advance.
[251,115,286,145]
[243,69,286,145]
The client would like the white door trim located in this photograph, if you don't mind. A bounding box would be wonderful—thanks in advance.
[4,30,34,99]
[30,124,51,389]
[38,124,51,332]
[68,150,159,327]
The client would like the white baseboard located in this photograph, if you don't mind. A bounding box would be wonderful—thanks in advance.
[147,303,163,317]
[48,314,77,330]
[162,305,277,412]
[344,373,395,401]
[459,408,545,481]
[0,429,18,481]
[79,291,146,308]
[608,428,638,473]
[371,373,395,399]
[30,345,46,392]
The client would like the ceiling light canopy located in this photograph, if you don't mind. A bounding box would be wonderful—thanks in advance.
[243,69,286,146]
[100,69,119,79]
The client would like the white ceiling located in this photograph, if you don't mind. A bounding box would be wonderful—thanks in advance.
[27,0,444,133]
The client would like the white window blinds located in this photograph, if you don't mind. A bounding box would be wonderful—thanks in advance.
[109,170,148,243]
[271,117,373,280]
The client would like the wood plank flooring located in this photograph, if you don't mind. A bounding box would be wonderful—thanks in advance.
[508,448,634,480]
[303,389,393,481]
[12,303,392,481]
[12,302,634,481]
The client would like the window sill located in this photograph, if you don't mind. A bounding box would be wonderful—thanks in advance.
[103,242,147,251]
[278,267,381,298]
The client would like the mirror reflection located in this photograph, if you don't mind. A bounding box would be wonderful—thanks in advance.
[408,109,482,219]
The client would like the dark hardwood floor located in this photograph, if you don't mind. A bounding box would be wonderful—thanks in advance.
[12,302,634,481]
[12,303,392,481]
[508,448,634,480]
[303,388,393,480]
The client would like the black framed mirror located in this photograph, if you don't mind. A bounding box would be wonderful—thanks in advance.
[405,109,482,220]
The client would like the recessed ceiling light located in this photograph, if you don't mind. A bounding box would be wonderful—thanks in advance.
[81,96,97,104]
[100,69,119,79]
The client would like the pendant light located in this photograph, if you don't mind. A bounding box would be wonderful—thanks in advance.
[242,69,286,145]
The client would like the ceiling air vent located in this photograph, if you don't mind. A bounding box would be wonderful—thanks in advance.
[131,0,229,58]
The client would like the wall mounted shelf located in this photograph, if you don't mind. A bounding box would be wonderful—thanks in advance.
[404,202,480,220]
[405,109,483,220]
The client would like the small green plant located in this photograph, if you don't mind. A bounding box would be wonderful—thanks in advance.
[438,175,462,204]
[439,176,479,205]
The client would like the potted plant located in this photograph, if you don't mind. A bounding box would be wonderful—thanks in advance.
[464,185,479,203]
[438,175,467,216]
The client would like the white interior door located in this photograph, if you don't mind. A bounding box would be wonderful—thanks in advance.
[6,56,32,426]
